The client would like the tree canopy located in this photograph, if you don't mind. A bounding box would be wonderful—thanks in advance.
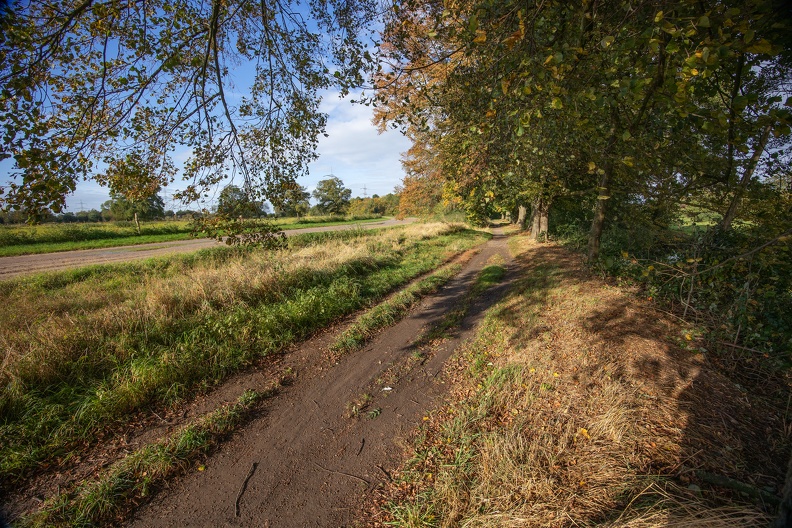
[375,0,792,356]
[216,184,269,218]
[0,0,376,220]
[312,175,351,215]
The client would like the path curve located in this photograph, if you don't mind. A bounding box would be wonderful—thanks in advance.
[128,229,517,527]
[0,218,416,279]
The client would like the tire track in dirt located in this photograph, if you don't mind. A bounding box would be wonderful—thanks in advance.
[128,229,517,527]
[0,218,415,279]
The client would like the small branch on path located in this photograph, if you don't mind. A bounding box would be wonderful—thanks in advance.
[313,462,370,484]
[376,464,392,482]
[356,438,365,456]
[235,462,258,517]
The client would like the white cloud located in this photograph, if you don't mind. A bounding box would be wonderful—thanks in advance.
[306,89,410,197]
[5,89,410,213]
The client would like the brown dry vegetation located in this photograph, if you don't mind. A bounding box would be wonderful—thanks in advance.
[370,235,788,527]
[0,222,485,485]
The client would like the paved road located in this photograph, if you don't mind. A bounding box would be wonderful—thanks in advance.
[0,218,416,279]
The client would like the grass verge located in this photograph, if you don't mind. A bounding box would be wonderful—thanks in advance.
[373,235,784,527]
[0,223,489,483]
[0,216,387,257]
[329,258,469,355]
[18,385,278,528]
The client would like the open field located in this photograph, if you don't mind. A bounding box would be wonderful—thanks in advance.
[0,218,414,279]
[0,223,488,495]
[370,235,788,527]
[0,215,385,257]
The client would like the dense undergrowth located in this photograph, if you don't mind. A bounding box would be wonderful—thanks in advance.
[550,196,792,368]
[0,223,488,482]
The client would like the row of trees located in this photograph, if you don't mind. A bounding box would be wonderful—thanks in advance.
[375,1,791,355]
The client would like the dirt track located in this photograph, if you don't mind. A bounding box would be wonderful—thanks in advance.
[127,229,515,527]
[0,218,415,279]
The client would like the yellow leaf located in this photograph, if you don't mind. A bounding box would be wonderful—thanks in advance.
[579,428,590,439]
[621,156,634,167]
[473,30,487,44]
[685,333,692,341]
[553,372,559,377]
[587,161,596,172]
[198,465,206,471]
[690,68,699,76]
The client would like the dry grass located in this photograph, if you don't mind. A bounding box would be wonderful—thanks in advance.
[374,235,785,527]
[0,222,486,480]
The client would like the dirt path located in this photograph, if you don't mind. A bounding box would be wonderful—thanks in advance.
[128,229,516,527]
[0,218,415,279]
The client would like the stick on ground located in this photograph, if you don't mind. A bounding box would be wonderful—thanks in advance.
[235,462,258,517]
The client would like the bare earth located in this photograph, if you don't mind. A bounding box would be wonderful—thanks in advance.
[0,218,415,279]
[125,229,515,527]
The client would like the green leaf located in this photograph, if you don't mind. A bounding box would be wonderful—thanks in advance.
[697,16,710,28]
[601,36,615,48]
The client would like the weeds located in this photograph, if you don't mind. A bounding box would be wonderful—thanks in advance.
[379,236,777,527]
[0,223,488,481]
[17,388,270,528]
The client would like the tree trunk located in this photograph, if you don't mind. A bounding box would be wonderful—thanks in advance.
[133,212,141,235]
[530,198,550,241]
[588,169,611,261]
[517,205,528,230]
[720,124,772,231]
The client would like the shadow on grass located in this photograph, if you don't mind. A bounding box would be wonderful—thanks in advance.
[512,243,789,523]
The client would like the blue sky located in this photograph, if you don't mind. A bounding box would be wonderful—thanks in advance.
[46,89,410,212]
[0,87,410,212]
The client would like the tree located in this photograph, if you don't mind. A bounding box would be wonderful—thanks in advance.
[102,191,165,226]
[376,0,791,258]
[216,184,269,218]
[0,0,376,220]
[312,176,351,215]
[272,182,311,218]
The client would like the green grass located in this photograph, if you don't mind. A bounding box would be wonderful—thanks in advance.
[415,261,507,346]
[18,388,273,528]
[0,216,386,257]
[330,260,469,355]
[0,223,488,482]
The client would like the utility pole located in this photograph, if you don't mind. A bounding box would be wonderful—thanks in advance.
[79,200,84,212]
[362,185,368,198]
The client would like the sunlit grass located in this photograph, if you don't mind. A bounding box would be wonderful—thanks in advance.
[0,216,387,257]
[0,223,488,481]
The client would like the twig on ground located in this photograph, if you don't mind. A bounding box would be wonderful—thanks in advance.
[356,438,365,456]
[376,464,392,481]
[313,462,370,484]
[235,462,258,517]
[696,469,781,505]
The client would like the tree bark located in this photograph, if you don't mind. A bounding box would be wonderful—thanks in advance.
[588,168,611,261]
[133,211,141,235]
[720,124,772,231]
[530,198,550,241]
[517,205,528,230]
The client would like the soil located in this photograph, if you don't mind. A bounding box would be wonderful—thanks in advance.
[120,229,515,527]
[0,218,415,279]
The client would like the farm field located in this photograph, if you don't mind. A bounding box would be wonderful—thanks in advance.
[0,218,414,279]
[0,215,385,257]
[0,222,491,525]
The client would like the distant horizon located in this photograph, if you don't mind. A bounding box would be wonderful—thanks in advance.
[2,89,412,214]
